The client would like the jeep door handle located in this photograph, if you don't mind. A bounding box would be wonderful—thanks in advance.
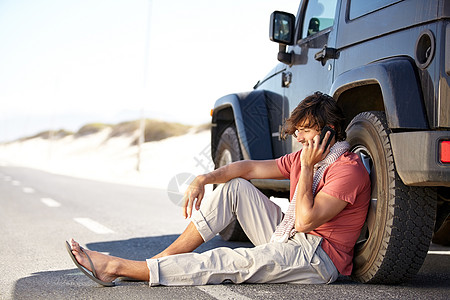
[282,71,292,87]
[314,46,337,61]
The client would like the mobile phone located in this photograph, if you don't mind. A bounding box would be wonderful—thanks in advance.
[319,125,336,151]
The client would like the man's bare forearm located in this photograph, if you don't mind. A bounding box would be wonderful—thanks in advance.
[183,158,280,218]
[183,160,256,218]
[196,160,253,186]
[294,165,315,232]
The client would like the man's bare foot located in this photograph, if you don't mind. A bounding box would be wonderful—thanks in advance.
[70,238,119,283]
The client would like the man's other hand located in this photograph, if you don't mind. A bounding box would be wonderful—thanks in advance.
[182,175,206,219]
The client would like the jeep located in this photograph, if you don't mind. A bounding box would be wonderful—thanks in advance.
[210,0,450,284]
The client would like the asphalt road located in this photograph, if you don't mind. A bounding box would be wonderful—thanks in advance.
[0,165,449,300]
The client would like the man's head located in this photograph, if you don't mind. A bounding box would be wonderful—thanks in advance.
[282,91,346,142]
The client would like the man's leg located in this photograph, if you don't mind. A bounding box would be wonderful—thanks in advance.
[151,222,203,259]
[190,178,283,246]
[69,178,282,283]
[69,239,150,282]
[153,178,283,259]
[146,233,337,286]
[68,224,203,283]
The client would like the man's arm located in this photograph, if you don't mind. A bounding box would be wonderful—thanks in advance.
[294,132,348,232]
[202,159,285,184]
[183,159,284,218]
[294,167,348,232]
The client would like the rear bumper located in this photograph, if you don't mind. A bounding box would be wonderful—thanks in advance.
[390,131,450,186]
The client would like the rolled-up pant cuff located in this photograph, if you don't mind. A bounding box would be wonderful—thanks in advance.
[146,258,160,286]
[191,209,215,242]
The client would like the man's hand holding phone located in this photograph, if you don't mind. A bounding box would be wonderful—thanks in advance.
[318,125,336,152]
[301,126,336,168]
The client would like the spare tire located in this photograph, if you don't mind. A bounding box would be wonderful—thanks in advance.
[347,111,436,284]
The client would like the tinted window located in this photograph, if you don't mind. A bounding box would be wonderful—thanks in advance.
[301,0,338,38]
[349,0,403,20]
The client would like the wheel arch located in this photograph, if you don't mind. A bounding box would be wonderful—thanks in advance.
[330,57,429,130]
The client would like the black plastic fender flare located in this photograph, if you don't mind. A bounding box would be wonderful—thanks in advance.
[212,90,274,161]
[330,57,428,130]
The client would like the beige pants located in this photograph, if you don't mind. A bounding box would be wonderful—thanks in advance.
[147,178,338,286]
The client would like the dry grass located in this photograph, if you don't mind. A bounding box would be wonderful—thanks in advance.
[10,119,201,144]
[102,119,193,144]
[193,123,211,133]
[75,123,111,137]
[144,119,191,141]
[133,119,192,145]
[108,120,141,138]
[19,129,73,142]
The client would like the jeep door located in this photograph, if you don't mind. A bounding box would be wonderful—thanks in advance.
[283,0,340,150]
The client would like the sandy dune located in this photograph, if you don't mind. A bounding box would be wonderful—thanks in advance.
[0,127,213,191]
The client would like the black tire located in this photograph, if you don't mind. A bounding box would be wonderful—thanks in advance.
[432,192,450,245]
[214,127,249,242]
[347,111,436,284]
[214,127,242,168]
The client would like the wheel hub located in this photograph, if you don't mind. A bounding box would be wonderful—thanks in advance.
[352,145,377,245]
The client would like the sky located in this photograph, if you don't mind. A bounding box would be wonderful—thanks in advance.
[0,0,299,142]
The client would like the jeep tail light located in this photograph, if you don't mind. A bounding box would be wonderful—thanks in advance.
[440,140,450,163]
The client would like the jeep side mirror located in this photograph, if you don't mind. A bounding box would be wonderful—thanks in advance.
[269,11,295,45]
[269,11,296,65]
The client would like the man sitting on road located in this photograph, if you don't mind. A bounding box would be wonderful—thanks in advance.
[66,92,371,286]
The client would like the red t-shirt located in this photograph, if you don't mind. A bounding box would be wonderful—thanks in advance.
[276,150,370,275]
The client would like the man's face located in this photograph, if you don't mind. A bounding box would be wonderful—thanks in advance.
[293,121,321,145]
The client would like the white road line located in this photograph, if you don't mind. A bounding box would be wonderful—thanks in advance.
[74,218,114,234]
[22,187,35,193]
[428,250,450,256]
[196,285,253,300]
[41,197,61,208]
[11,180,20,186]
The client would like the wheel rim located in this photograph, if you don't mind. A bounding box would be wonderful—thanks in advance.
[218,149,233,167]
[352,145,377,245]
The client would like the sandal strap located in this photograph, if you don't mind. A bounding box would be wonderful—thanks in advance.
[80,246,98,278]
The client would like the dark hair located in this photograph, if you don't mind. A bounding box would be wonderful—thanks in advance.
[282,91,346,141]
